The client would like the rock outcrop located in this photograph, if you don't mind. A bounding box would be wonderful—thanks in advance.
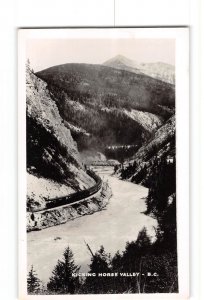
[26,63,95,211]
[118,115,175,187]
[26,63,112,226]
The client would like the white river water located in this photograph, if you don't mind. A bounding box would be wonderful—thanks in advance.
[27,166,157,284]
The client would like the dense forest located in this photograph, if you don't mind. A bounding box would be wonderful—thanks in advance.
[36,63,175,115]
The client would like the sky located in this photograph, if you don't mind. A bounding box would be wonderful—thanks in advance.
[27,38,175,72]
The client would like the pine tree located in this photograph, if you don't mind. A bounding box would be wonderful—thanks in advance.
[89,246,111,274]
[83,246,112,293]
[27,265,41,294]
[47,246,80,294]
[136,227,152,249]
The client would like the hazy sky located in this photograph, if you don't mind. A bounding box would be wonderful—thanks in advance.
[27,38,175,72]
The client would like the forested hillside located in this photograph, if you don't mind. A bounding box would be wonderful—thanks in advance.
[36,63,175,158]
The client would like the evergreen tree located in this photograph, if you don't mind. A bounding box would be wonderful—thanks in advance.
[27,265,41,294]
[89,246,111,274]
[83,246,112,294]
[135,227,152,249]
[47,246,80,294]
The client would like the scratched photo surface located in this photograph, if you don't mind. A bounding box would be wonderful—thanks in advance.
[25,31,177,295]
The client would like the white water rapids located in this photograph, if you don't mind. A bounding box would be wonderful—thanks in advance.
[27,166,157,284]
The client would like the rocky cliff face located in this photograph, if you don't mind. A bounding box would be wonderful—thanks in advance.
[119,115,175,187]
[26,64,95,209]
[128,115,175,164]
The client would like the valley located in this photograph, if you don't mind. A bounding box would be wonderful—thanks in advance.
[26,56,176,238]
[27,166,157,284]
[25,42,178,294]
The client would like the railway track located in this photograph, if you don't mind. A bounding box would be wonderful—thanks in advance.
[28,169,102,213]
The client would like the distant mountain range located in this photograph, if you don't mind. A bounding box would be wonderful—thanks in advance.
[104,55,175,84]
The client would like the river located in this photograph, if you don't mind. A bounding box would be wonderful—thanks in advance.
[27,166,157,284]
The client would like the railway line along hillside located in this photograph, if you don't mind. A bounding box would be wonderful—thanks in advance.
[26,62,111,224]
[27,179,112,232]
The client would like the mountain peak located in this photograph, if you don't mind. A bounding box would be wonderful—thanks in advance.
[103,55,175,84]
[113,54,128,60]
[103,54,137,68]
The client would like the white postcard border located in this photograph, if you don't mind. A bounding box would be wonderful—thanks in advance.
[18,27,189,300]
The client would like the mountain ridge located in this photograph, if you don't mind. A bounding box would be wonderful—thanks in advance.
[36,62,175,159]
[103,55,175,84]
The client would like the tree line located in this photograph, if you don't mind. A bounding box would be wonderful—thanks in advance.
[28,226,178,294]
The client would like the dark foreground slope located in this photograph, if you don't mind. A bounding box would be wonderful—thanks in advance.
[36,63,175,155]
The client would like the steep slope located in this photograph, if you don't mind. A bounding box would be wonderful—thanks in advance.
[36,63,174,113]
[117,114,177,254]
[104,55,175,84]
[119,115,175,187]
[123,109,163,132]
[26,65,95,210]
[35,63,175,158]
[139,62,175,85]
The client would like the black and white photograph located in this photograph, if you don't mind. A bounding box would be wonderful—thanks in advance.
[18,28,189,298]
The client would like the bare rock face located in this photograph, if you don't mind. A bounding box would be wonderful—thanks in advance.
[26,64,95,209]
[129,115,175,164]
[123,109,163,132]
[118,115,175,186]
[26,66,79,163]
